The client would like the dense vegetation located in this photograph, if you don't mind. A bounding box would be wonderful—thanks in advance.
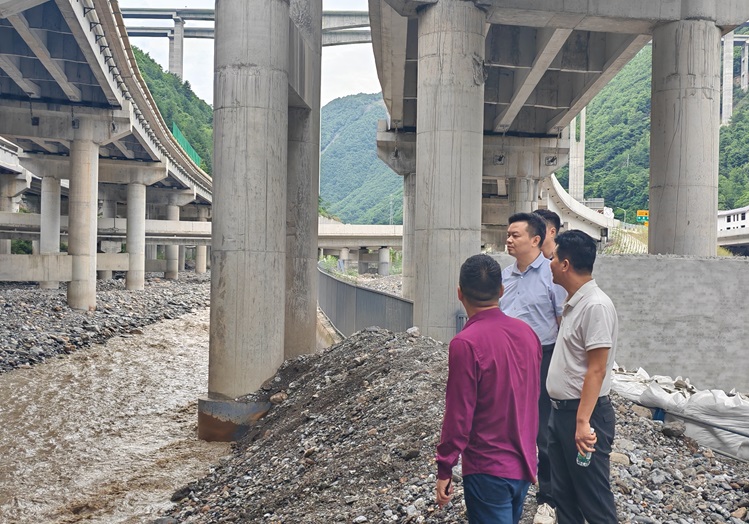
[133,47,213,175]
[320,93,403,224]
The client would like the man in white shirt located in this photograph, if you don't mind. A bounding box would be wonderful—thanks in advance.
[547,230,618,523]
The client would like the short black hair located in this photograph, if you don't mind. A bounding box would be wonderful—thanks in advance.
[533,209,562,232]
[459,254,502,306]
[508,212,546,247]
[554,230,596,274]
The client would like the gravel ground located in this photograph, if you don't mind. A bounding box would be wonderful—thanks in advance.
[0,272,210,374]
[355,274,403,297]
[161,327,749,524]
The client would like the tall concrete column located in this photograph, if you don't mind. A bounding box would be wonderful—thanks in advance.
[97,197,116,280]
[650,20,720,256]
[378,247,390,276]
[67,119,100,310]
[126,182,146,290]
[722,31,734,126]
[742,43,748,92]
[178,245,186,271]
[0,177,14,254]
[165,204,180,279]
[285,105,320,359]
[414,0,485,341]
[358,248,369,274]
[401,172,415,300]
[195,206,208,274]
[569,107,586,202]
[146,245,157,260]
[169,17,185,80]
[39,176,61,289]
[206,0,289,421]
[339,247,349,270]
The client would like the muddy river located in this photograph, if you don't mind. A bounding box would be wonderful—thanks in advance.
[0,308,230,523]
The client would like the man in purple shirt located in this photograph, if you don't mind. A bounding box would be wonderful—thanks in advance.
[436,254,542,523]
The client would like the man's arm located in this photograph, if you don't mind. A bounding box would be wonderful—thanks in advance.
[435,338,478,507]
[575,347,608,454]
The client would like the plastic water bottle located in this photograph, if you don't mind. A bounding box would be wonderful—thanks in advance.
[576,428,595,467]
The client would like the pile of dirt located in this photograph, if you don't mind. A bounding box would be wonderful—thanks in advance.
[163,327,749,524]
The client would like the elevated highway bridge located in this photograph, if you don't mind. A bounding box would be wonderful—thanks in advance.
[3,0,749,441]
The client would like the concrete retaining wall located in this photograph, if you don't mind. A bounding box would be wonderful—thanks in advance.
[496,253,749,393]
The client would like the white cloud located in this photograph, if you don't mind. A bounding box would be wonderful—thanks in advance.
[119,0,380,106]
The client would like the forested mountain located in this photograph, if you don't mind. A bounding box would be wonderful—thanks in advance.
[133,47,213,175]
[320,93,402,224]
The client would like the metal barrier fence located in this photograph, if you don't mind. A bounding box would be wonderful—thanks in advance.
[317,268,413,337]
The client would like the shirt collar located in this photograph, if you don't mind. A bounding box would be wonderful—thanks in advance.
[511,251,545,275]
[565,279,598,309]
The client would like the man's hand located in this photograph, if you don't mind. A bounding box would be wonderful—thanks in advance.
[435,478,453,508]
[575,420,597,456]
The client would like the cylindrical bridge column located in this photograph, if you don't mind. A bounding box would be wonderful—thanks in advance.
[650,20,720,255]
[195,207,208,274]
[39,176,61,289]
[165,203,180,279]
[67,119,100,311]
[126,181,146,290]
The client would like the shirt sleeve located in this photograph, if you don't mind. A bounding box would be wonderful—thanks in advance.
[551,283,567,317]
[581,303,615,351]
[435,337,479,480]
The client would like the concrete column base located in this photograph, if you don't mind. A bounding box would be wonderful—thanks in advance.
[197,396,272,442]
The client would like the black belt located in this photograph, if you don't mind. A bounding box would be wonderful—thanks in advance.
[550,395,610,411]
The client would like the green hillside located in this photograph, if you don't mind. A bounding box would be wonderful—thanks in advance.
[133,47,214,175]
[320,93,403,224]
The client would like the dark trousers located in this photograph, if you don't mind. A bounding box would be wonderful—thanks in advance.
[463,474,530,524]
[536,344,555,506]
[547,397,618,524]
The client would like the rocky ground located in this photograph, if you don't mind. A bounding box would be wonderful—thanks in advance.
[355,274,403,297]
[161,327,749,524]
[0,272,210,373]
[2,273,747,524]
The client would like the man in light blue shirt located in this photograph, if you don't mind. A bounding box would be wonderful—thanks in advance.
[500,212,567,524]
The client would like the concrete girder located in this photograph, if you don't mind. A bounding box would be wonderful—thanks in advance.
[376,120,415,176]
[0,0,47,17]
[20,153,167,187]
[493,27,573,132]
[7,12,82,102]
[0,102,132,145]
[147,187,195,208]
[0,55,41,98]
[322,11,369,31]
[54,0,123,106]
[368,0,408,127]
[482,1,749,33]
[322,30,371,46]
[544,33,651,134]
[0,171,32,199]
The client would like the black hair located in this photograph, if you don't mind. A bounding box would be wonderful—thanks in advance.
[508,212,546,247]
[533,209,562,232]
[459,254,502,306]
[554,230,596,274]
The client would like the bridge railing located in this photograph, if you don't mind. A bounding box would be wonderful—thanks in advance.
[317,267,412,337]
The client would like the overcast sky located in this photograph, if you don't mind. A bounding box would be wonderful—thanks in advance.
[119,0,380,106]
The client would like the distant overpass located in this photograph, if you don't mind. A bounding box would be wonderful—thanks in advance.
[121,9,371,78]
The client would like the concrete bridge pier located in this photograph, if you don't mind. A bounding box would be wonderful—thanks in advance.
[178,245,186,272]
[126,181,146,290]
[569,107,586,202]
[338,247,349,269]
[286,103,322,359]
[195,206,209,274]
[97,193,117,281]
[39,176,61,289]
[401,172,414,300]
[413,0,485,341]
[722,30,734,126]
[165,204,180,279]
[169,17,185,80]
[742,42,748,92]
[0,173,28,254]
[378,247,390,276]
[201,0,290,441]
[650,19,720,256]
[507,177,537,214]
[67,119,100,311]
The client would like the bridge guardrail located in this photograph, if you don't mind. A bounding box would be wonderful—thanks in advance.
[317,267,412,337]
